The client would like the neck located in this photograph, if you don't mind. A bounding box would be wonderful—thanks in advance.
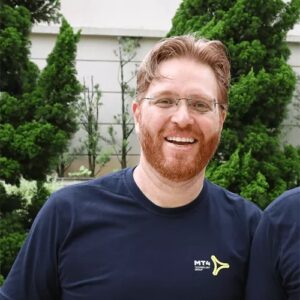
[133,157,205,208]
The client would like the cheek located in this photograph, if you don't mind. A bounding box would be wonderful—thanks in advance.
[200,116,218,130]
[140,111,165,134]
[198,117,223,138]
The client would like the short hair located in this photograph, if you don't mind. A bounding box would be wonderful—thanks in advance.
[136,35,231,104]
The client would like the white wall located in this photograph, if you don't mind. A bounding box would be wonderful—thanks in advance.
[30,34,157,174]
[60,0,181,33]
[283,37,300,147]
[29,0,300,175]
[34,0,182,37]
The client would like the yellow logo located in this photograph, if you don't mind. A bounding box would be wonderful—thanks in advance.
[211,255,230,276]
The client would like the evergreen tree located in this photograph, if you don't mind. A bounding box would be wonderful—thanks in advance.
[34,18,81,138]
[168,0,300,208]
[0,1,81,184]
[0,4,38,96]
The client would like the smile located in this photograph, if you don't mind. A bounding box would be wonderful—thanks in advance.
[166,137,197,144]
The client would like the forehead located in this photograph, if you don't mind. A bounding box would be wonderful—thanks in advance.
[147,57,219,99]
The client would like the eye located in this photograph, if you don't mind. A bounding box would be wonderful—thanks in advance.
[153,98,175,108]
[190,99,212,112]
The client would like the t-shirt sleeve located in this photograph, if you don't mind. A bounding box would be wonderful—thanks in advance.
[245,213,285,300]
[0,194,63,300]
[246,201,300,300]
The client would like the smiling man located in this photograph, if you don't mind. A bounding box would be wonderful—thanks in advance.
[133,55,226,206]
[0,35,261,300]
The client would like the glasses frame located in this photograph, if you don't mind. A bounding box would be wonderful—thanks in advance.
[140,96,227,114]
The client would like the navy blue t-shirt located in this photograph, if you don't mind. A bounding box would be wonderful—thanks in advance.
[246,187,300,300]
[0,168,261,300]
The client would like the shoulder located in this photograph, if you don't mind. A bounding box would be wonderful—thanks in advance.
[31,169,132,233]
[265,187,300,215]
[205,179,262,215]
[263,187,300,227]
[36,169,131,222]
[251,187,300,258]
[205,180,262,233]
[50,168,129,203]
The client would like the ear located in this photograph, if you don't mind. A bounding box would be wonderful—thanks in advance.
[132,101,141,134]
[220,109,227,124]
[218,108,227,131]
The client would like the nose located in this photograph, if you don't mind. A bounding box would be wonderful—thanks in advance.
[170,101,195,128]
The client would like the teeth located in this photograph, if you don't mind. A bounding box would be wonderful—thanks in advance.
[167,137,195,143]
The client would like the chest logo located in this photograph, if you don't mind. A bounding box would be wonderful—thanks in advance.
[194,255,230,276]
[211,255,230,276]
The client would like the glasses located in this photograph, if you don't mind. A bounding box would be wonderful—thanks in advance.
[140,97,227,114]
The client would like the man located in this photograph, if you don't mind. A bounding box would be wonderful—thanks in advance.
[0,35,261,300]
[246,187,300,300]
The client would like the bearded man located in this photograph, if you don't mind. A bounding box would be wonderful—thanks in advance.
[0,35,261,300]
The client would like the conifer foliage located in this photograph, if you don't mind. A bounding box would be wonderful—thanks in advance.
[168,0,300,207]
[0,1,81,184]
[2,0,61,23]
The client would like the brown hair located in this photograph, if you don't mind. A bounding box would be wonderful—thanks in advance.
[136,35,231,104]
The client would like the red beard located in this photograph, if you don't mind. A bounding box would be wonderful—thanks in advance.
[139,122,221,182]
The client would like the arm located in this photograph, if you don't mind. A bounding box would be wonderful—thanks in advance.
[245,214,285,300]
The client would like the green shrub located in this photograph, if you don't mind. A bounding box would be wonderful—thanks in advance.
[0,232,27,277]
[0,177,63,279]
[0,274,4,286]
[24,183,50,228]
[0,212,25,236]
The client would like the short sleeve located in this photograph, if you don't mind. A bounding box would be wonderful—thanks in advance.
[245,213,285,300]
[246,191,300,300]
